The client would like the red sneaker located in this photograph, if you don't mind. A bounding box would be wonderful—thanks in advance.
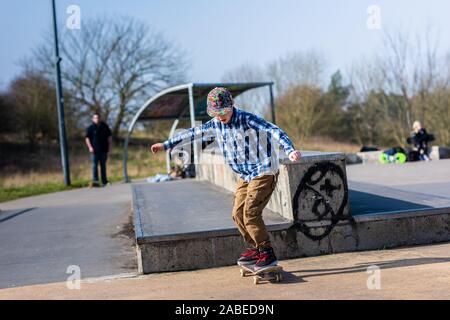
[254,247,278,271]
[237,248,259,266]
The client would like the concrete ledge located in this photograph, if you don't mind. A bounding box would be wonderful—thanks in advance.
[430,146,450,160]
[196,150,349,222]
[136,229,291,273]
[346,146,450,165]
[353,207,450,222]
[348,211,450,251]
[136,222,293,245]
[135,208,449,273]
[280,151,345,164]
[346,151,383,165]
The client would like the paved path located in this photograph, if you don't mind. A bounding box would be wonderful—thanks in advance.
[0,184,136,289]
[0,243,448,299]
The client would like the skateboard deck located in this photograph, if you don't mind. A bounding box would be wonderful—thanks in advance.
[239,265,283,285]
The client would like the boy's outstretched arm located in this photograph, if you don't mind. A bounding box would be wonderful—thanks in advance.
[247,114,301,162]
[150,121,213,154]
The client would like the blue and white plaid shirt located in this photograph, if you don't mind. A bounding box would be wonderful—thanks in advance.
[163,107,296,182]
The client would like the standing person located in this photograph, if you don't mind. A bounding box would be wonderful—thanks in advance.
[150,87,301,271]
[85,112,112,187]
[411,121,431,161]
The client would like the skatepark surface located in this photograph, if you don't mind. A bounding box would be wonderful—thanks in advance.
[347,159,450,215]
[0,184,136,289]
[0,242,448,299]
[0,159,449,292]
[133,179,290,242]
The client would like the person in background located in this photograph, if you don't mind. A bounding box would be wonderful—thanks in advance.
[85,112,112,186]
[411,121,430,161]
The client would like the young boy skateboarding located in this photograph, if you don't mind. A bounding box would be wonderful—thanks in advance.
[151,87,301,271]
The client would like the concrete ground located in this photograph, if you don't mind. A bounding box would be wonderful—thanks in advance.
[0,242,448,300]
[0,183,136,289]
[1,159,449,296]
[347,159,450,214]
[347,158,450,187]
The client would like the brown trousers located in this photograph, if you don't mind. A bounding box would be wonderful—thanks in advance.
[232,172,279,249]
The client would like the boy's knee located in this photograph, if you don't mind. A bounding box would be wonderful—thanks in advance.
[244,197,265,218]
[232,207,244,221]
[243,212,262,227]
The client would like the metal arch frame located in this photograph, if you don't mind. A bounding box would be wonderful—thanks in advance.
[123,83,192,182]
[123,82,276,182]
[166,119,179,174]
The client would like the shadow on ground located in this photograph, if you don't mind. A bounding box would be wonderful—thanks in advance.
[349,190,431,215]
[0,208,36,223]
[278,256,450,285]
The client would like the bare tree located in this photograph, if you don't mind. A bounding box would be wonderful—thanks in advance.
[7,72,57,145]
[276,84,323,142]
[377,28,441,145]
[0,93,16,135]
[28,16,188,139]
[222,50,327,119]
[347,27,445,146]
[347,57,387,146]
[426,51,450,145]
[267,50,327,96]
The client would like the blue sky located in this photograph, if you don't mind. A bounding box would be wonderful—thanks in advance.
[1,0,450,90]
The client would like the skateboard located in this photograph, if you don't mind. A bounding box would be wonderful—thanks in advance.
[239,264,283,285]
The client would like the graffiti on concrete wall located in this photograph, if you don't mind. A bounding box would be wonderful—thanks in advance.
[291,161,349,241]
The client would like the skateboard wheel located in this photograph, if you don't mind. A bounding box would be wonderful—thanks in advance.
[240,269,245,277]
[253,277,259,285]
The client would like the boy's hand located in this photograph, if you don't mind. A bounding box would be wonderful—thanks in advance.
[151,143,165,154]
[288,150,301,162]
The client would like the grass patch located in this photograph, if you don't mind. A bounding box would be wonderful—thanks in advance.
[0,141,167,203]
[0,174,152,203]
[0,180,87,203]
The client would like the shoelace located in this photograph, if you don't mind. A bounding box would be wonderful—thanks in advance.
[256,252,270,263]
[241,249,258,257]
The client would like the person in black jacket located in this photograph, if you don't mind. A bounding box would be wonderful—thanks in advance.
[411,121,431,161]
[85,113,112,186]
